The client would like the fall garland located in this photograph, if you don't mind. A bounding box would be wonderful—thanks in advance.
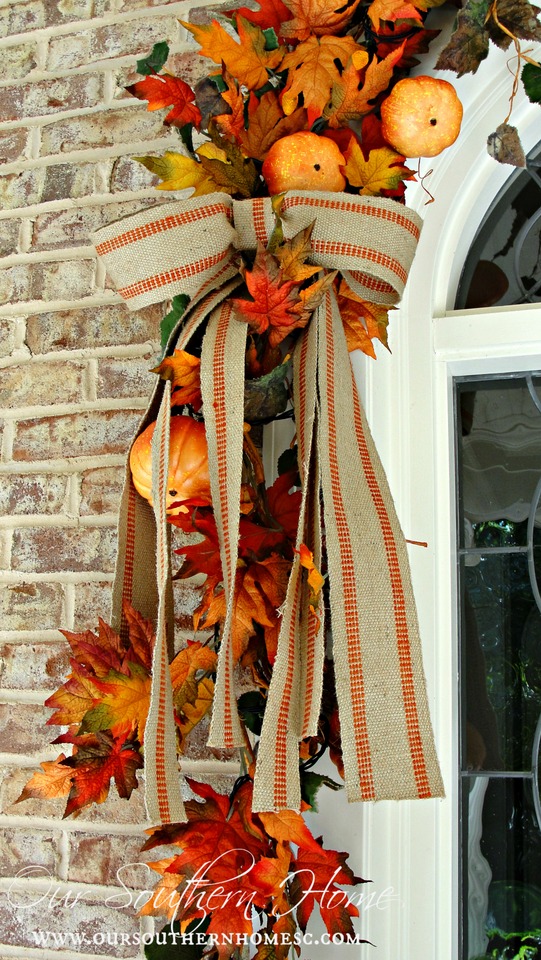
[19,0,541,955]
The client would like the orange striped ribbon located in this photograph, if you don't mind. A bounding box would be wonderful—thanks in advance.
[93,190,443,818]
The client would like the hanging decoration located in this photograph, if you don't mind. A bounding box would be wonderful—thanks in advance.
[19,0,541,952]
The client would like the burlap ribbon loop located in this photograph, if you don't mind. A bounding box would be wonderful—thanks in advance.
[93,190,443,820]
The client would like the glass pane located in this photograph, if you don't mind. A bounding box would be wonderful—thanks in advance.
[463,776,541,960]
[457,372,541,959]
[455,148,541,309]
[462,555,541,771]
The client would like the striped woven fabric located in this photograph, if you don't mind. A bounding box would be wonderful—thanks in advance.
[93,189,443,820]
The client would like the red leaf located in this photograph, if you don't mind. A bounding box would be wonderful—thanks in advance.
[63,731,143,816]
[127,74,201,128]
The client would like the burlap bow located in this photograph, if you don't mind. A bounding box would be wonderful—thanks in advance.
[93,190,443,824]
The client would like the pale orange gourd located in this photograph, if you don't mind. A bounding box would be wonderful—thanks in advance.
[129,415,211,515]
[380,76,463,159]
[262,131,346,193]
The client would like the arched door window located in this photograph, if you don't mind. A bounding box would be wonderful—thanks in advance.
[454,143,541,960]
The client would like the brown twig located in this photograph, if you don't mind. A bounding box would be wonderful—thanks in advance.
[487,1,539,122]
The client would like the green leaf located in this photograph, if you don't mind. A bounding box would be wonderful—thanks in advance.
[161,294,191,353]
[237,690,266,735]
[177,122,195,155]
[263,26,279,51]
[136,41,170,76]
[522,61,541,102]
[145,919,210,960]
[300,771,343,811]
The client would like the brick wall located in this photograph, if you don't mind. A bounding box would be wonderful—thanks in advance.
[0,2,238,956]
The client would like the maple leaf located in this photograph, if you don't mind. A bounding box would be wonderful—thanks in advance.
[290,842,362,935]
[45,661,101,727]
[324,45,405,128]
[281,36,367,124]
[121,602,154,674]
[197,129,260,198]
[227,0,294,35]
[17,755,74,804]
[343,142,414,194]
[176,677,215,751]
[367,0,423,27]
[266,470,301,543]
[298,543,325,603]
[258,808,323,852]
[63,731,143,817]
[134,151,217,194]
[214,71,246,143]
[280,0,362,39]
[170,640,218,710]
[249,843,292,915]
[127,74,201,128]
[232,245,301,342]
[240,92,307,162]
[290,271,336,325]
[181,16,285,91]
[80,663,151,742]
[336,276,391,356]
[377,25,440,68]
[152,349,202,411]
[274,224,321,283]
[171,508,223,580]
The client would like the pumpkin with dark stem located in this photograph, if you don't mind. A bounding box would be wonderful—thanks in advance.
[129,415,211,514]
[381,76,463,159]
[262,131,346,193]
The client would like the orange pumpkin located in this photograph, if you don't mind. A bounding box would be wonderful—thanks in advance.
[129,415,211,514]
[262,131,346,194]
[380,76,463,159]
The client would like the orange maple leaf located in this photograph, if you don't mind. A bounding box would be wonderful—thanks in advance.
[181,16,285,91]
[16,755,74,804]
[280,0,362,40]
[336,275,391,356]
[281,36,367,124]
[45,662,101,727]
[240,92,307,162]
[215,72,246,143]
[127,74,201,128]
[152,349,202,411]
[232,245,304,347]
[226,0,294,36]
[176,677,215,752]
[80,663,151,742]
[367,0,423,26]
[250,842,292,915]
[324,45,405,128]
[62,731,143,817]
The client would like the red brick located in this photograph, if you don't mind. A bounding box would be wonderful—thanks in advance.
[80,465,125,516]
[3,1,45,34]
[41,161,102,203]
[40,105,174,155]
[47,14,182,70]
[13,409,142,460]
[3,42,37,80]
[32,198,161,251]
[25,303,162,353]
[0,129,28,165]
[0,474,68,515]
[97,355,157,400]
[0,265,32,307]
[0,703,52,755]
[72,580,114,630]
[68,834,150,888]
[0,896,141,957]
[0,361,83,407]
[0,641,70,690]
[0,168,45,208]
[0,260,95,305]
[109,154,159,192]
[0,220,21,258]
[0,582,64,631]
[11,526,117,574]
[1,75,101,123]
[0,827,60,876]
[0,319,17,357]
[173,579,203,631]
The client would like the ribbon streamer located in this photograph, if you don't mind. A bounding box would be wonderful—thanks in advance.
[93,190,443,820]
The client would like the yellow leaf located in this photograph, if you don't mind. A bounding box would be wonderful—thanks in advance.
[80,664,151,742]
[181,16,284,91]
[280,0,363,40]
[343,142,414,194]
[275,223,321,283]
[133,151,218,195]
